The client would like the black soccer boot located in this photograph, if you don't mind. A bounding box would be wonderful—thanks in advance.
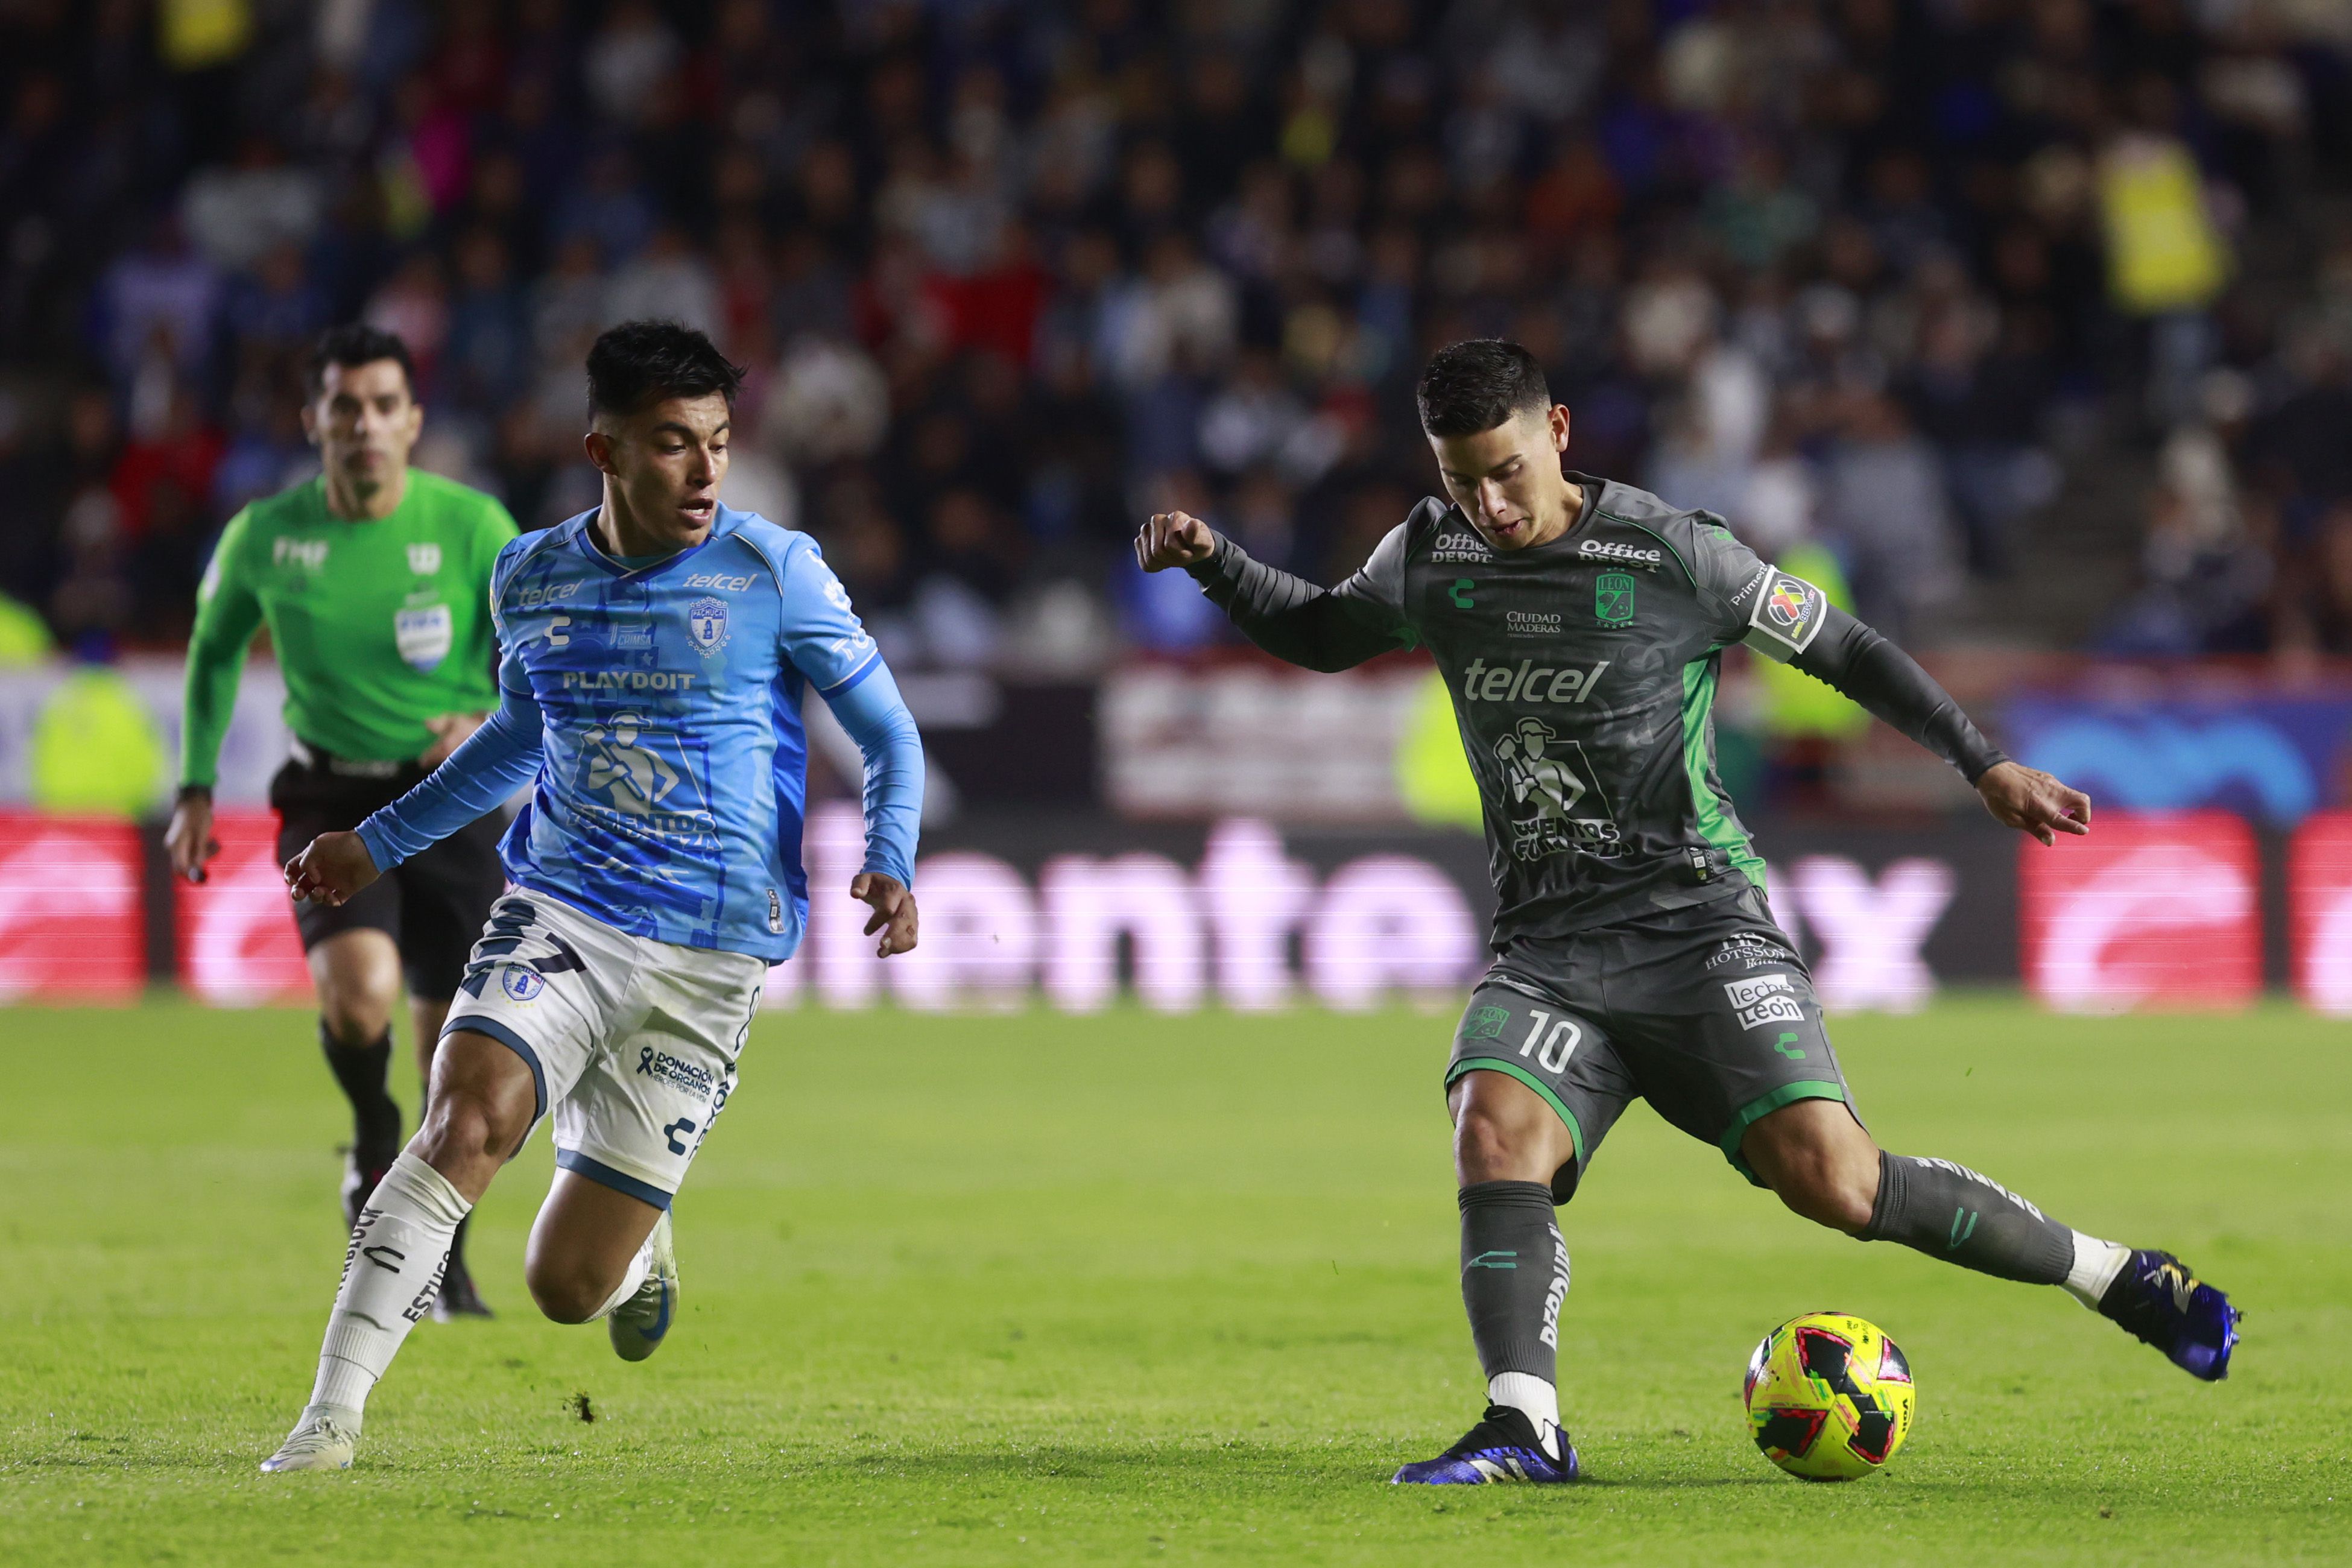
[1390,1404,1579,1485]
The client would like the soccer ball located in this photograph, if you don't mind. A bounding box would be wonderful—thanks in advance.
[1743,1311,1915,1481]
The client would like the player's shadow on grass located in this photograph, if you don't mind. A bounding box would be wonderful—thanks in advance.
[811,1445,1783,1493]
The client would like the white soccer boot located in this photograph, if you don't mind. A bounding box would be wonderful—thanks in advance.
[608,1211,678,1363]
[259,1408,359,1472]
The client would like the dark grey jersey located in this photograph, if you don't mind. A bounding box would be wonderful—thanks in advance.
[1189,473,2002,944]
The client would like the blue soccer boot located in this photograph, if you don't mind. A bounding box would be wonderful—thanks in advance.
[1391,1404,1579,1485]
[2098,1249,2241,1381]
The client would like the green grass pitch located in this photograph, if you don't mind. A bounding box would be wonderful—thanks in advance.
[2,996,2347,1565]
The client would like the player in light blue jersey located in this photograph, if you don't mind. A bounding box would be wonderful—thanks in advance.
[258,323,924,1473]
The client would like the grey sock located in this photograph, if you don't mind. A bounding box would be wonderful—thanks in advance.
[1860,1152,2074,1285]
[1458,1181,1570,1383]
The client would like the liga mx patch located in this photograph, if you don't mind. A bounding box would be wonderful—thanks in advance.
[687,596,729,654]
[501,966,546,1003]
[1743,569,1828,662]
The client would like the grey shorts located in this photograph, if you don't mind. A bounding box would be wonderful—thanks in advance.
[1446,887,1858,1195]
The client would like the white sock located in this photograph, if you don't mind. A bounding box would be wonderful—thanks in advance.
[302,1151,470,1426]
[1488,1371,1562,1459]
[2062,1230,2131,1309]
[586,1233,654,1321]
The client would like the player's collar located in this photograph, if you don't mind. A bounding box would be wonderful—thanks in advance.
[567,504,745,580]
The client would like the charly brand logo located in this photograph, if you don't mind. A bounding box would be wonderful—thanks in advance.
[1460,657,1608,704]
[406,542,441,575]
[1595,571,1635,624]
[1578,538,1662,569]
[687,595,730,654]
[1449,578,1476,609]
[1724,972,1804,1029]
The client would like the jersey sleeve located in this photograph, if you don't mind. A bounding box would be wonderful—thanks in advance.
[1329,518,1417,639]
[180,508,264,789]
[775,539,883,695]
[1688,515,1833,663]
[485,537,539,703]
[1184,514,1418,672]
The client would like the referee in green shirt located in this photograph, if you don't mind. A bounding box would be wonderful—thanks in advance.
[167,326,519,1318]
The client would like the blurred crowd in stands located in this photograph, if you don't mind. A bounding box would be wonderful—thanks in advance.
[1,0,2351,672]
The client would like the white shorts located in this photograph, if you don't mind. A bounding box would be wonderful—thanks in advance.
[442,890,767,1209]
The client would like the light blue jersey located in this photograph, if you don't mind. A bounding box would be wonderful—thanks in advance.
[356,504,922,963]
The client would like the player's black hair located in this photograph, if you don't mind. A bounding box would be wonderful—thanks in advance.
[586,320,745,420]
[307,323,416,398]
[1415,338,1552,437]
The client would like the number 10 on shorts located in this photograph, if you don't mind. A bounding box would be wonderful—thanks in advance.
[1520,1010,1582,1072]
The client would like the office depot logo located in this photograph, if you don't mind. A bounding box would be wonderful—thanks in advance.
[2018,811,2260,1013]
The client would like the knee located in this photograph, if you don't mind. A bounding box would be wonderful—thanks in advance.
[319,994,394,1048]
[525,1263,609,1325]
[1453,1101,1566,1188]
[414,1087,527,1172]
[1453,1102,1519,1172]
[1773,1150,1880,1234]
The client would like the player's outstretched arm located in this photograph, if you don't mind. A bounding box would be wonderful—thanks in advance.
[1787,609,2090,844]
[822,662,923,958]
[1135,510,1408,672]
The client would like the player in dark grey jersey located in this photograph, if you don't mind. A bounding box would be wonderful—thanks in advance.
[1136,339,2240,1486]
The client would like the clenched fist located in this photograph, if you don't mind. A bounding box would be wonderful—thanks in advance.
[285,830,382,906]
[1133,511,1216,573]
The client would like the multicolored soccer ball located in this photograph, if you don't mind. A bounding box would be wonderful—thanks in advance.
[1743,1311,1915,1481]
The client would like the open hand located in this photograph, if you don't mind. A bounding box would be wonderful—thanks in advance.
[1977,760,2091,846]
[1133,511,1216,573]
[285,830,382,906]
[852,872,918,958]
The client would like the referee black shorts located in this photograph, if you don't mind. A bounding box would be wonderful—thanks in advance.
[269,744,509,1001]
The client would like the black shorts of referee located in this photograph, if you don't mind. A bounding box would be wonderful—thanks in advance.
[270,739,508,1001]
